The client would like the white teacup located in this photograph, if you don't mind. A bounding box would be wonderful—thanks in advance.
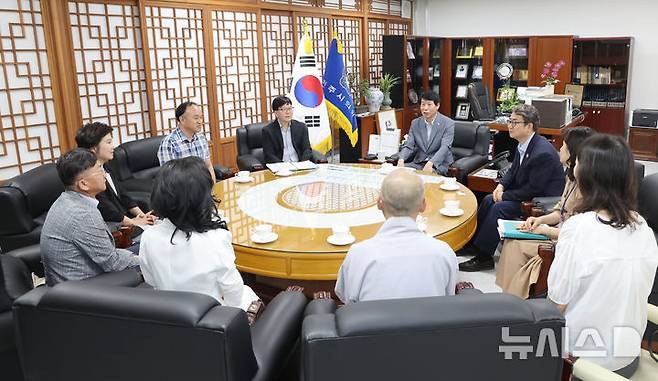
[377,151,386,161]
[443,177,458,186]
[444,200,461,211]
[331,225,351,238]
[252,224,272,237]
[277,169,293,176]
[235,170,250,179]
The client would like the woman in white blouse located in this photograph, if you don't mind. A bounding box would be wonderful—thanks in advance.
[548,134,658,377]
[139,156,258,311]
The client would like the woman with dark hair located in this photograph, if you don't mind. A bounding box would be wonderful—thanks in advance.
[75,122,154,228]
[496,127,594,298]
[139,156,258,311]
[548,134,658,376]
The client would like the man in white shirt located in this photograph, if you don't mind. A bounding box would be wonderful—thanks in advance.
[335,169,459,304]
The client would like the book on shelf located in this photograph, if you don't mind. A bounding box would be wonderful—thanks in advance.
[574,66,620,85]
[497,219,550,241]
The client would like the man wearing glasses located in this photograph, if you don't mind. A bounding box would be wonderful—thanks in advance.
[460,104,565,272]
[262,96,313,164]
[41,148,139,285]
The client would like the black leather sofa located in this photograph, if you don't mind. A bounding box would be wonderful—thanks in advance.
[639,172,658,341]
[0,164,64,253]
[450,120,490,183]
[14,280,308,381]
[302,293,565,381]
[236,123,327,171]
[1,254,33,381]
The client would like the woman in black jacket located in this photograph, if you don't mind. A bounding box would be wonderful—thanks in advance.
[76,122,155,229]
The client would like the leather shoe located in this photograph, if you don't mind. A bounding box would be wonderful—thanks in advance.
[459,256,494,272]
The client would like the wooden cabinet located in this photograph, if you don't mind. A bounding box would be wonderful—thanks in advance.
[629,127,658,161]
[383,35,447,132]
[572,38,631,136]
[581,107,625,135]
[528,36,574,94]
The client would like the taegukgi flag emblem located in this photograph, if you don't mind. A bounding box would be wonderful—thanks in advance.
[287,20,332,153]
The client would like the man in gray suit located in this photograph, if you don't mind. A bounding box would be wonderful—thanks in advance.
[41,148,139,286]
[396,91,455,175]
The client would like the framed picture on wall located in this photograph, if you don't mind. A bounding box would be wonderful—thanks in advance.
[455,85,468,99]
[455,103,471,120]
[472,66,483,79]
[455,64,469,79]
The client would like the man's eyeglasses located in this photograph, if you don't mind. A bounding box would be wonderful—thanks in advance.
[277,107,294,113]
[507,120,526,127]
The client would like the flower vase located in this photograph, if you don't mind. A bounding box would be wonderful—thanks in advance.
[381,91,393,110]
[366,87,384,113]
[544,84,555,95]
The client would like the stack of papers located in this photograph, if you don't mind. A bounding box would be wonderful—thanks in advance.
[497,219,549,240]
[266,160,318,172]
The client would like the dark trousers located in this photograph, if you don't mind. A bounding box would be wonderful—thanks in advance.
[472,194,523,257]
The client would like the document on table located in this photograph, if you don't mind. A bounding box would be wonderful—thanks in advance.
[266,161,318,172]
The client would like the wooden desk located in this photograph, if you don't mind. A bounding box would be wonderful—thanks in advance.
[214,164,477,281]
[487,113,587,150]
[357,110,404,158]
[467,163,500,193]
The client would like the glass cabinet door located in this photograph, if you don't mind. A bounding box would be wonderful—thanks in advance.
[451,38,484,120]
[428,38,442,98]
[493,37,529,106]
[405,37,425,107]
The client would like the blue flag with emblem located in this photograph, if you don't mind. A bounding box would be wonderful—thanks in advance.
[323,35,358,147]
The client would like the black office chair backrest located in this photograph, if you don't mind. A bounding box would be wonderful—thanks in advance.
[452,121,489,160]
[468,82,496,120]
[236,122,267,162]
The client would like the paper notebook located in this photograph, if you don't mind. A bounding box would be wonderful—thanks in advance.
[497,219,549,240]
[266,160,318,172]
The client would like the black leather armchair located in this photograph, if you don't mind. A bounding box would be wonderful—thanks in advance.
[468,82,496,121]
[106,135,164,196]
[0,164,64,253]
[448,121,490,183]
[14,281,308,381]
[1,254,33,381]
[236,122,327,171]
[302,293,565,381]
[107,136,231,209]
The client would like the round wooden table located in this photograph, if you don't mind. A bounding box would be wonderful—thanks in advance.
[213,164,477,282]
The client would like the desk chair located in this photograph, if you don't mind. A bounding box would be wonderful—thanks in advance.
[468,82,496,121]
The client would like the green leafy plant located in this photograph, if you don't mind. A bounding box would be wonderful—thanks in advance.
[379,73,401,93]
[497,86,522,114]
[348,72,371,106]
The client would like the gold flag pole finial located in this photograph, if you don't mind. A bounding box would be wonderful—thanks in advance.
[303,18,309,36]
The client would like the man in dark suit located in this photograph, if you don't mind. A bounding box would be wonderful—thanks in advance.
[396,91,454,175]
[460,104,565,272]
[262,96,313,163]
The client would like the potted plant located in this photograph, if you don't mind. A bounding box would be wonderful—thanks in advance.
[540,60,565,94]
[348,72,371,114]
[497,85,522,115]
[379,73,401,111]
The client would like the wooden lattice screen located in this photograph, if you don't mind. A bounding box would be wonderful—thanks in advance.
[0,0,410,178]
[0,0,60,179]
[70,2,150,144]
